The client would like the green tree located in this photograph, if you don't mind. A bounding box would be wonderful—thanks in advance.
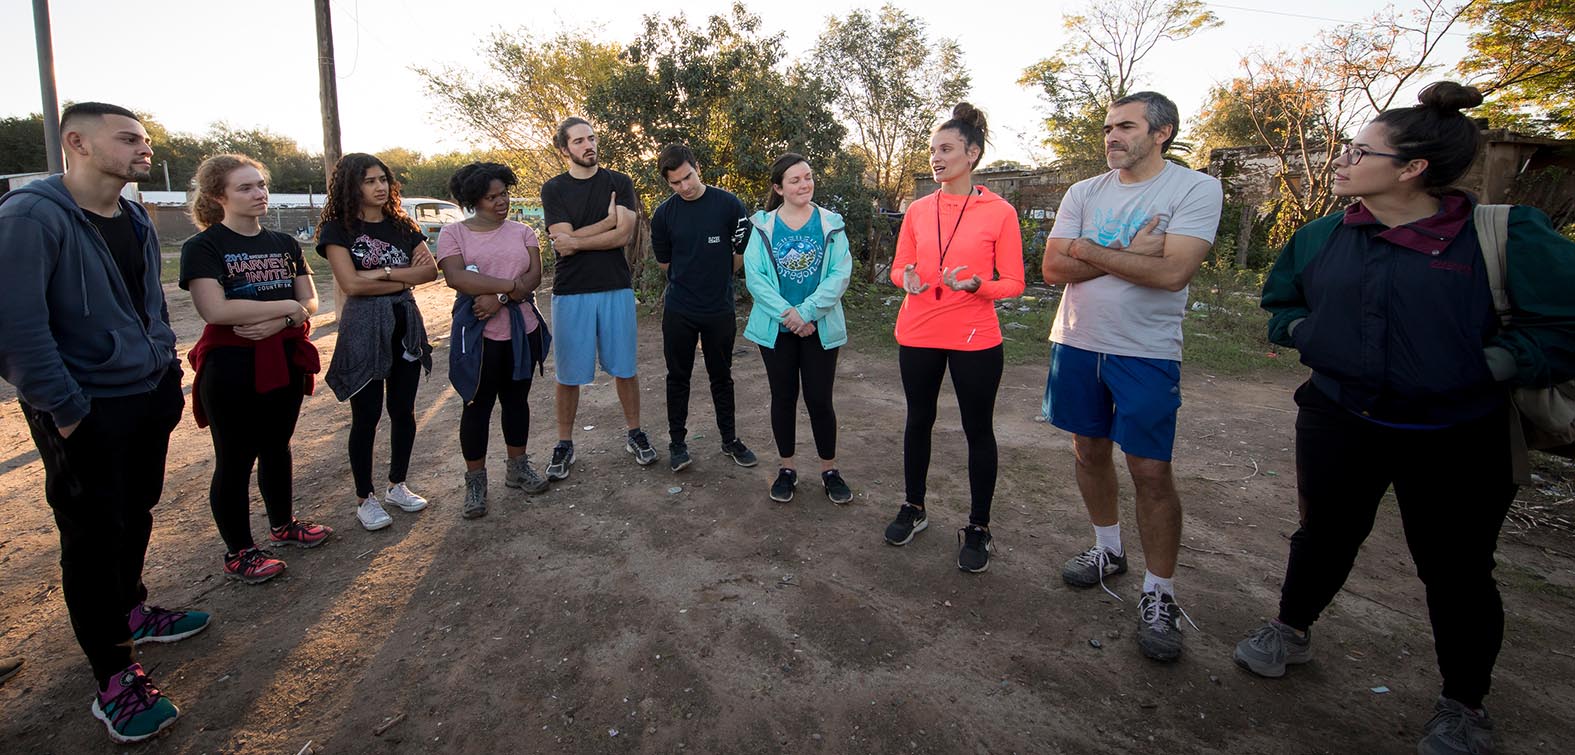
[1457,0,1575,136]
[204,125,322,193]
[586,2,873,282]
[414,29,625,193]
[1019,0,1219,173]
[0,114,47,175]
[1234,0,1468,248]
[813,4,969,214]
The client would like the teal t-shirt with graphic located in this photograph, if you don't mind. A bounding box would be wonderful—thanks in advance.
[770,209,824,330]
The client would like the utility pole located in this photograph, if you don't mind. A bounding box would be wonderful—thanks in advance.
[32,0,62,174]
[314,0,342,185]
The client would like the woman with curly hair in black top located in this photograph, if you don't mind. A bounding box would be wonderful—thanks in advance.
[316,153,439,532]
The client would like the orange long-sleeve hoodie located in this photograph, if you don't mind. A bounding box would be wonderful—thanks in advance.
[891,186,1025,350]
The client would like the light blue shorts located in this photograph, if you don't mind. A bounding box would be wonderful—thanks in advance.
[1045,342,1182,462]
[551,288,638,385]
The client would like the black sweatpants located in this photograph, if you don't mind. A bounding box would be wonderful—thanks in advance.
[758,332,839,460]
[198,347,305,554]
[459,332,542,462]
[1278,381,1514,708]
[662,308,737,445]
[21,365,183,685]
[899,344,1003,527]
[349,312,422,498]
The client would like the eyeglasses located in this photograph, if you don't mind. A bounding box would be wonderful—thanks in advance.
[1340,145,1405,165]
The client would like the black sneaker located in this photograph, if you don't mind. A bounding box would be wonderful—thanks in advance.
[721,438,758,467]
[626,429,658,466]
[957,525,993,572]
[670,442,692,472]
[1137,590,1195,662]
[769,468,797,502]
[883,504,928,546]
[822,469,853,504]
[546,442,575,481]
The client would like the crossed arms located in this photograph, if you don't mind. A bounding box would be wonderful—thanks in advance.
[1041,216,1213,292]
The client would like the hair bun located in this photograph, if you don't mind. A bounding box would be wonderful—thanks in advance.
[952,102,988,132]
[1418,81,1483,113]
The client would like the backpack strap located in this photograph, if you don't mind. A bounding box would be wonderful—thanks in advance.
[1474,203,1513,322]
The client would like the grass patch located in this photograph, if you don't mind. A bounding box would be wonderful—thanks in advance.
[839,262,1303,376]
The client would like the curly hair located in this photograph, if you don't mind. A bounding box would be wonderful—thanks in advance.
[189,154,268,230]
[447,162,518,210]
[316,152,420,240]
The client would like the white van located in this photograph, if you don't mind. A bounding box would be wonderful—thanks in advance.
[401,197,466,245]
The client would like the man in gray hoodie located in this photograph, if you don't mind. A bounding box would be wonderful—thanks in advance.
[0,103,210,744]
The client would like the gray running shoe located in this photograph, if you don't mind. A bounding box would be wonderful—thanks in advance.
[1062,545,1128,591]
[505,454,549,494]
[1137,590,1193,662]
[1418,696,1494,755]
[626,430,659,466]
[1233,620,1311,678]
[462,469,488,519]
[546,442,575,481]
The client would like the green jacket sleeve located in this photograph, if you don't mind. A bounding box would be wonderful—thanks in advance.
[1260,213,1340,348]
[1487,205,1575,387]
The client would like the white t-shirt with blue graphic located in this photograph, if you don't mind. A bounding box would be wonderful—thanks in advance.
[1048,161,1223,361]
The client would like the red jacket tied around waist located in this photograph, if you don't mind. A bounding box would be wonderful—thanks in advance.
[187,323,321,428]
[891,186,1026,350]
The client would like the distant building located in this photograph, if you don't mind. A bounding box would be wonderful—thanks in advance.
[911,166,1084,220]
[1207,129,1575,217]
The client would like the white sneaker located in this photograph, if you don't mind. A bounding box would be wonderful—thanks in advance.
[385,483,428,513]
[357,495,393,531]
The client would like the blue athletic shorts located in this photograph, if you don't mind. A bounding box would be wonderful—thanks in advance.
[551,288,638,385]
[1044,342,1182,462]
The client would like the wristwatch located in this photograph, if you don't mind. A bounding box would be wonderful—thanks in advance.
[383,265,393,280]
[285,314,296,327]
[497,293,510,304]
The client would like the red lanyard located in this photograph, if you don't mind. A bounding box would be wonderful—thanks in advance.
[935,189,973,300]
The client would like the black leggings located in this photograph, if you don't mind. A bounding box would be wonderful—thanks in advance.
[199,347,304,553]
[349,349,421,498]
[460,333,542,461]
[1278,381,1514,708]
[758,332,839,460]
[899,344,1003,526]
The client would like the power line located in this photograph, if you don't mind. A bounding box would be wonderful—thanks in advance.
[1202,2,1474,37]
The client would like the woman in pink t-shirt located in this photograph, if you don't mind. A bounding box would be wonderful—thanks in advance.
[435,162,548,519]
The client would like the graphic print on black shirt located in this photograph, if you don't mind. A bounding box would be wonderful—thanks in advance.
[540,168,638,295]
[85,208,150,325]
[180,224,310,301]
[650,186,749,316]
[315,218,425,271]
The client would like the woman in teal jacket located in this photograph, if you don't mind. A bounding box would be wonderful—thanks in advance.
[743,153,854,504]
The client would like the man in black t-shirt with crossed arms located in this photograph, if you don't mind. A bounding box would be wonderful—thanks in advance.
[540,117,660,478]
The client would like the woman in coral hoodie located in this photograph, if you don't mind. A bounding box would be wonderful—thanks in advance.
[882,102,1025,572]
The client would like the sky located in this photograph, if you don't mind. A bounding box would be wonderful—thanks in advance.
[1,0,1476,167]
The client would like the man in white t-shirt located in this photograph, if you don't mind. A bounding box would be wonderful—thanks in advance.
[1041,91,1224,662]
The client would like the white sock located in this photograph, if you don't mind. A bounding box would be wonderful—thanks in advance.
[1094,524,1123,556]
[1143,571,1175,598]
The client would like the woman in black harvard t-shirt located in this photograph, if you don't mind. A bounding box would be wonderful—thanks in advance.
[181,154,330,585]
[316,153,439,532]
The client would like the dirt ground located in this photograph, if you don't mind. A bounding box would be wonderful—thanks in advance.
[1,278,1573,755]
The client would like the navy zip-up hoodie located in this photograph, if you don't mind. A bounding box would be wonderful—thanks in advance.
[0,176,178,428]
[1262,192,1575,426]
